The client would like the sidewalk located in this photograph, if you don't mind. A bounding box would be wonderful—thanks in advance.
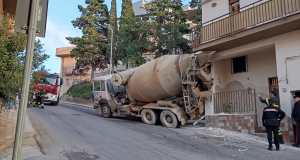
[175,126,300,152]
[0,110,43,160]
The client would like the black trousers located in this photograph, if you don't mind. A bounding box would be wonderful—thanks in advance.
[296,121,300,145]
[266,126,279,149]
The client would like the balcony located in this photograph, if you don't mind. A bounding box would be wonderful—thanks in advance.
[192,0,300,51]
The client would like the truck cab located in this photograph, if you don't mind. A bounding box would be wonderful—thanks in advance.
[93,75,127,117]
[33,73,63,105]
[92,74,187,128]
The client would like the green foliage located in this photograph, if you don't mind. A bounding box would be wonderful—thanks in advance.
[120,0,135,26]
[109,0,117,32]
[117,0,150,66]
[32,69,48,83]
[118,19,150,66]
[67,82,92,99]
[109,0,118,65]
[190,0,202,24]
[145,0,191,56]
[67,0,109,71]
[33,40,50,71]
[0,17,26,101]
[0,16,49,102]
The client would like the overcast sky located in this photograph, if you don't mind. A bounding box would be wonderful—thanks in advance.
[41,0,191,73]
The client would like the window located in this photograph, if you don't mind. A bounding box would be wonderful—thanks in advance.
[211,3,217,8]
[100,80,106,91]
[94,80,105,91]
[232,56,247,74]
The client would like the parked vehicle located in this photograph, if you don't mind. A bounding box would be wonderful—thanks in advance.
[33,74,63,105]
[93,54,213,128]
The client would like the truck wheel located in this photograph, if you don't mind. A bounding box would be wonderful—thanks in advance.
[101,105,112,118]
[52,100,59,106]
[95,106,101,115]
[160,110,179,128]
[141,109,158,125]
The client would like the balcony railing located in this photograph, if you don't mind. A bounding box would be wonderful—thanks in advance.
[192,0,300,48]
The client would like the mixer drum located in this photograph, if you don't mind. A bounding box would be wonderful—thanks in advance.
[127,54,192,103]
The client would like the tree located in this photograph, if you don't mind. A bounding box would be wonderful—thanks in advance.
[32,67,49,84]
[108,0,119,66]
[109,0,117,32]
[145,0,191,57]
[117,0,150,66]
[0,17,49,103]
[67,0,109,79]
[190,0,202,24]
[120,0,135,26]
[0,18,26,102]
[33,40,50,71]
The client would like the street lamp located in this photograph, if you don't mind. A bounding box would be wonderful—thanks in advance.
[109,26,114,75]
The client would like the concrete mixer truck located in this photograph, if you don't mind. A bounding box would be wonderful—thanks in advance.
[92,53,213,128]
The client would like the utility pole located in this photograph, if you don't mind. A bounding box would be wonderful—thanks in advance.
[12,0,39,159]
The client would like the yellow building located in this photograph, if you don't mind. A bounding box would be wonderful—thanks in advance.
[56,47,91,95]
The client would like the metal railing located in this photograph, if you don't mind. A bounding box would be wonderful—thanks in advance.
[192,0,300,48]
[213,89,257,114]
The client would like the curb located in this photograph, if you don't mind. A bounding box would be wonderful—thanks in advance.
[60,101,93,108]
[60,102,98,116]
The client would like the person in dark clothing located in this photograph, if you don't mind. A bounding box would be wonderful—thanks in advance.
[292,92,300,147]
[260,97,286,151]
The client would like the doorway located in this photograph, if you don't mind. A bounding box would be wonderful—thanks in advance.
[268,77,279,102]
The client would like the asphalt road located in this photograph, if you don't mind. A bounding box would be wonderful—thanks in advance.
[27,104,300,160]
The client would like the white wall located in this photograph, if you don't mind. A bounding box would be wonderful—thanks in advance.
[202,0,229,24]
[275,30,300,115]
[202,0,270,24]
[210,29,300,116]
[240,0,265,8]
[213,49,277,97]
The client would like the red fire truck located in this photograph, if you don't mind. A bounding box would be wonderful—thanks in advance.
[33,73,63,105]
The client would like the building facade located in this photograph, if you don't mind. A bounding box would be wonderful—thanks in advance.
[0,0,16,17]
[56,47,91,95]
[192,0,300,141]
[0,0,17,31]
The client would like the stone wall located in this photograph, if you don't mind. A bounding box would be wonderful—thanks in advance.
[207,114,257,134]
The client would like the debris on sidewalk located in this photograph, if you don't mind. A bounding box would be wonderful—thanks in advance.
[174,126,300,152]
